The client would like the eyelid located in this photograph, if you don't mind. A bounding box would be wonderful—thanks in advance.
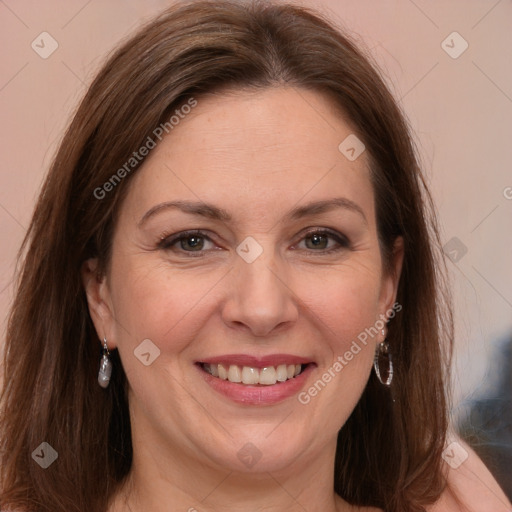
[291,227,351,252]
[158,229,217,251]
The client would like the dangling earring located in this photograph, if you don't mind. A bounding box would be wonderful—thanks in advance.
[373,329,393,386]
[98,337,112,388]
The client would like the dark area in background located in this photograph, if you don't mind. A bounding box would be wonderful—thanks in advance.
[458,334,512,500]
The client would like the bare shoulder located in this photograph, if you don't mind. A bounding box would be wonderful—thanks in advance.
[426,437,511,512]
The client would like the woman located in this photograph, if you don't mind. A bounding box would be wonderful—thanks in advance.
[0,1,509,511]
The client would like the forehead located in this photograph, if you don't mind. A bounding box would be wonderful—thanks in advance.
[122,87,375,228]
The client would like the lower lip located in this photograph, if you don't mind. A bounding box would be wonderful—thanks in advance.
[197,364,315,405]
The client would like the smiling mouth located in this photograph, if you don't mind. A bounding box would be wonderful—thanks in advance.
[199,363,310,386]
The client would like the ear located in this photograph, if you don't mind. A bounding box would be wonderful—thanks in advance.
[81,258,117,349]
[378,236,404,318]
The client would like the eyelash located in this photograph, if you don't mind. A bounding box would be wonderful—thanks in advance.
[157,228,350,257]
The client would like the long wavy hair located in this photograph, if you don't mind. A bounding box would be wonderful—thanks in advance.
[0,1,453,511]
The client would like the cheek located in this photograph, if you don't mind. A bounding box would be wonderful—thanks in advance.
[295,262,383,351]
[108,258,226,353]
[293,270,380,429]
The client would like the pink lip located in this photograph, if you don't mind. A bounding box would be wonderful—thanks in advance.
[198,353,313,367]
[196,360,316,406]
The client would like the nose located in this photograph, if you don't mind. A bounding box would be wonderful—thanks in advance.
[221,254,299,337]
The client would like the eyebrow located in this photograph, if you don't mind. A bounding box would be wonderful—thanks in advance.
[138,197,368,227]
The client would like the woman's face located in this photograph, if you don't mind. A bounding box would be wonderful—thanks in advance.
[85,87,403,476]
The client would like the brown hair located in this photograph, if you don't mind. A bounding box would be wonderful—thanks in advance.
[0,1,453,511]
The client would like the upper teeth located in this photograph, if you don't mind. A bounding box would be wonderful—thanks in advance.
[204,363,302,385]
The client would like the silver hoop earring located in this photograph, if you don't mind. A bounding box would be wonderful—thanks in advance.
[373,335,393,386]
[98,338,112,388]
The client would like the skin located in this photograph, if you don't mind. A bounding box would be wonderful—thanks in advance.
[82,87,510,511]
[428,437,512,511]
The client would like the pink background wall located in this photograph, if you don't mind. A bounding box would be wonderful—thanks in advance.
[1,0,511,420]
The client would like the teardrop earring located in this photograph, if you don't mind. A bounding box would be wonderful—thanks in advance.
[373,329,393,386]
[98,337,112,388]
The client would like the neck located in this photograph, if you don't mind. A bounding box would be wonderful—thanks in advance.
[110,428,351,512]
